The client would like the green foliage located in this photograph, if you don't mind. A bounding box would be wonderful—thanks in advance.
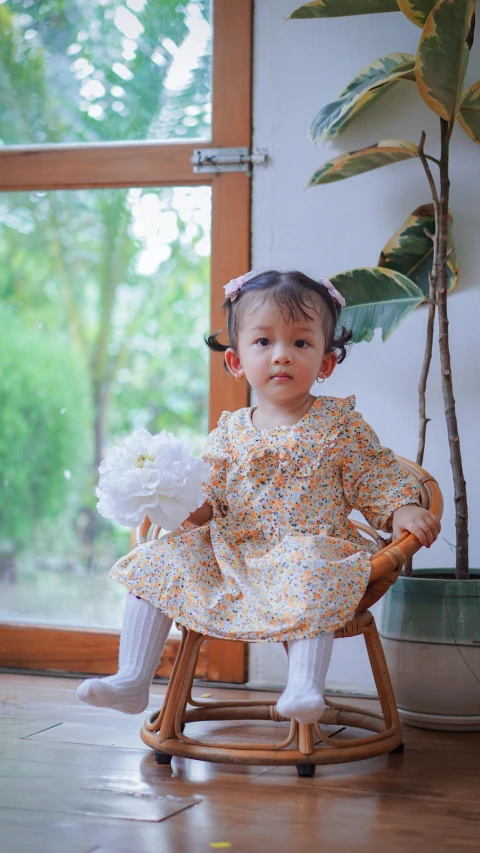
[0,1,212,574]
[310,54,416,144]
[378,205,458,296]
[0,184,211,461]
[397,0,437,28]
[330,267,424,343]
[0,308,91,548]
[308,140,418,185]
[416,0,475,121]
[289,0,399,19]
[0,0,212,145]
[0,0,213,465]
[459,81,480,144]
[323,207,457,343]
[297,0,477,339]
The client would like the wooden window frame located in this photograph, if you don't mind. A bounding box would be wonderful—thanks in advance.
[0,0,252,684]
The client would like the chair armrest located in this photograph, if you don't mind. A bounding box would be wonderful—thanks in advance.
[369,460,443,583]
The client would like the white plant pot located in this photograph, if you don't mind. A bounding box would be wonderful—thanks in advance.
[379,570,480,731]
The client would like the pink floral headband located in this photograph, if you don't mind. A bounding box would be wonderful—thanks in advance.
[224,271,346,307]
[224,270,257,302]
[319,277,346,307]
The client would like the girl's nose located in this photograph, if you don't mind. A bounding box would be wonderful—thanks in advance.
[273,346,292,364]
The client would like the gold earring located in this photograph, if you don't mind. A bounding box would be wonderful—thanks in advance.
[317,374,325,384]
[235,372,244,382]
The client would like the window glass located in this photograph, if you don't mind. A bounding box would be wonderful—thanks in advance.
[0,0,212,145]
[0,184,211,628]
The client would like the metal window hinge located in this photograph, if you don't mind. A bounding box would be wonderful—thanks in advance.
[191,147,269,175]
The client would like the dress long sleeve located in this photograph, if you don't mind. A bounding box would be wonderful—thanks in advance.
[341,409,421,532]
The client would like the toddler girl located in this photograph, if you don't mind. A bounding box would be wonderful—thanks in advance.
[77,269,440,722]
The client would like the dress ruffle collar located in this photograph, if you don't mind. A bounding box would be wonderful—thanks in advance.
[225,395,356,477]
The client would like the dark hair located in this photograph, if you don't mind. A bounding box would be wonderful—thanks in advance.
[205,269,352,365]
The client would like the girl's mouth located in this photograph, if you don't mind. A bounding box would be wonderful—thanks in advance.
[271,373,291,381]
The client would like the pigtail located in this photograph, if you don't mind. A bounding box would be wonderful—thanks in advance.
[332,324,353,364]
[205,332,229,353]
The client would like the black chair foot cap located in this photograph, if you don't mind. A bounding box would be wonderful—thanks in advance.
[296,763,316,778]
[154,751,173,765]
[390,743,405,755]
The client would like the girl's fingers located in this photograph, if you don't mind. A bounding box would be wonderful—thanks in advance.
[393,510,441,547]
[427,515,441,537]
[412,513,441,547]
[409,520,433,547]
[424,513,441,542]
[424,520,437,546]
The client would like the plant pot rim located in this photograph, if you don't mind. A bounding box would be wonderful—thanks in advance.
[394,569,480,599]
[401,568,480,582]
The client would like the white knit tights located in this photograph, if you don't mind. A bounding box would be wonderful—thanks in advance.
[77,593,172,714]
[276,633,334,724]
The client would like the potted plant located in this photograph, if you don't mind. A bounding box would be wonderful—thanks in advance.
[289,0,480,729]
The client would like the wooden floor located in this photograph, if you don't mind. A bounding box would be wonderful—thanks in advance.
[1,674,479,853]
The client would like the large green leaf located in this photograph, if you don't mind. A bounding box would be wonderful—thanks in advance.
[331,268,425,343]
[338,54,415,98]
[397,0,437,27]
[378,204,458,296]
[458,81,480,144]
[417,0,475,121]
[308,139,418,186]
[310,54,416,143]
[289,0,399,17]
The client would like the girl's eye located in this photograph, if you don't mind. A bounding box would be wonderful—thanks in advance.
[256,338,270,347]
[294,340,310,348]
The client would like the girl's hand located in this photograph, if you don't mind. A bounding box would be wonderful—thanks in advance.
[392,505,441,548]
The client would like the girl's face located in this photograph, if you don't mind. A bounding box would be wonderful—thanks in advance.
[225,297,337,404]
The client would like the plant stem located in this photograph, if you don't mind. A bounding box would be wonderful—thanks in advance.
[437,118,469,579]
[415,297,436,461]
[416,131,440,470]
[404,132,439,577]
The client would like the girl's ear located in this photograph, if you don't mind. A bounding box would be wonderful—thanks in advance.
[319,351,337,379]
[225,348,244,380]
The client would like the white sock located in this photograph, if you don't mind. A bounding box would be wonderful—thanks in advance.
[77,593,172,714]
[276,633,334,724]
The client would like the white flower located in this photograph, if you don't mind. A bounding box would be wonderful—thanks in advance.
[96,428,209,531]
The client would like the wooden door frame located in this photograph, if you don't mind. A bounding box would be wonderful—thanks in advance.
[0,0,252,683]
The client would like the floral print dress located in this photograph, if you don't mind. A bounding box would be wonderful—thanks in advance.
[109,395,420,641]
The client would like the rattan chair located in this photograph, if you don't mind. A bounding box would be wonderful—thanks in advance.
[133,456,442,777]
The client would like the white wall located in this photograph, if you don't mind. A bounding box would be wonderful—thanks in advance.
[249,0,480,693]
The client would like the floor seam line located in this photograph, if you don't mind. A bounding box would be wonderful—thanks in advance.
[21,722,64,739]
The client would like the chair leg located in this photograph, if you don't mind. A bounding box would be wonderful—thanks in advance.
[297,723,314,756]
[296,764,316,778]
[159,630,206,740]
[154,750,173,765]
[153,626,189,731]
[363,617,401,733]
